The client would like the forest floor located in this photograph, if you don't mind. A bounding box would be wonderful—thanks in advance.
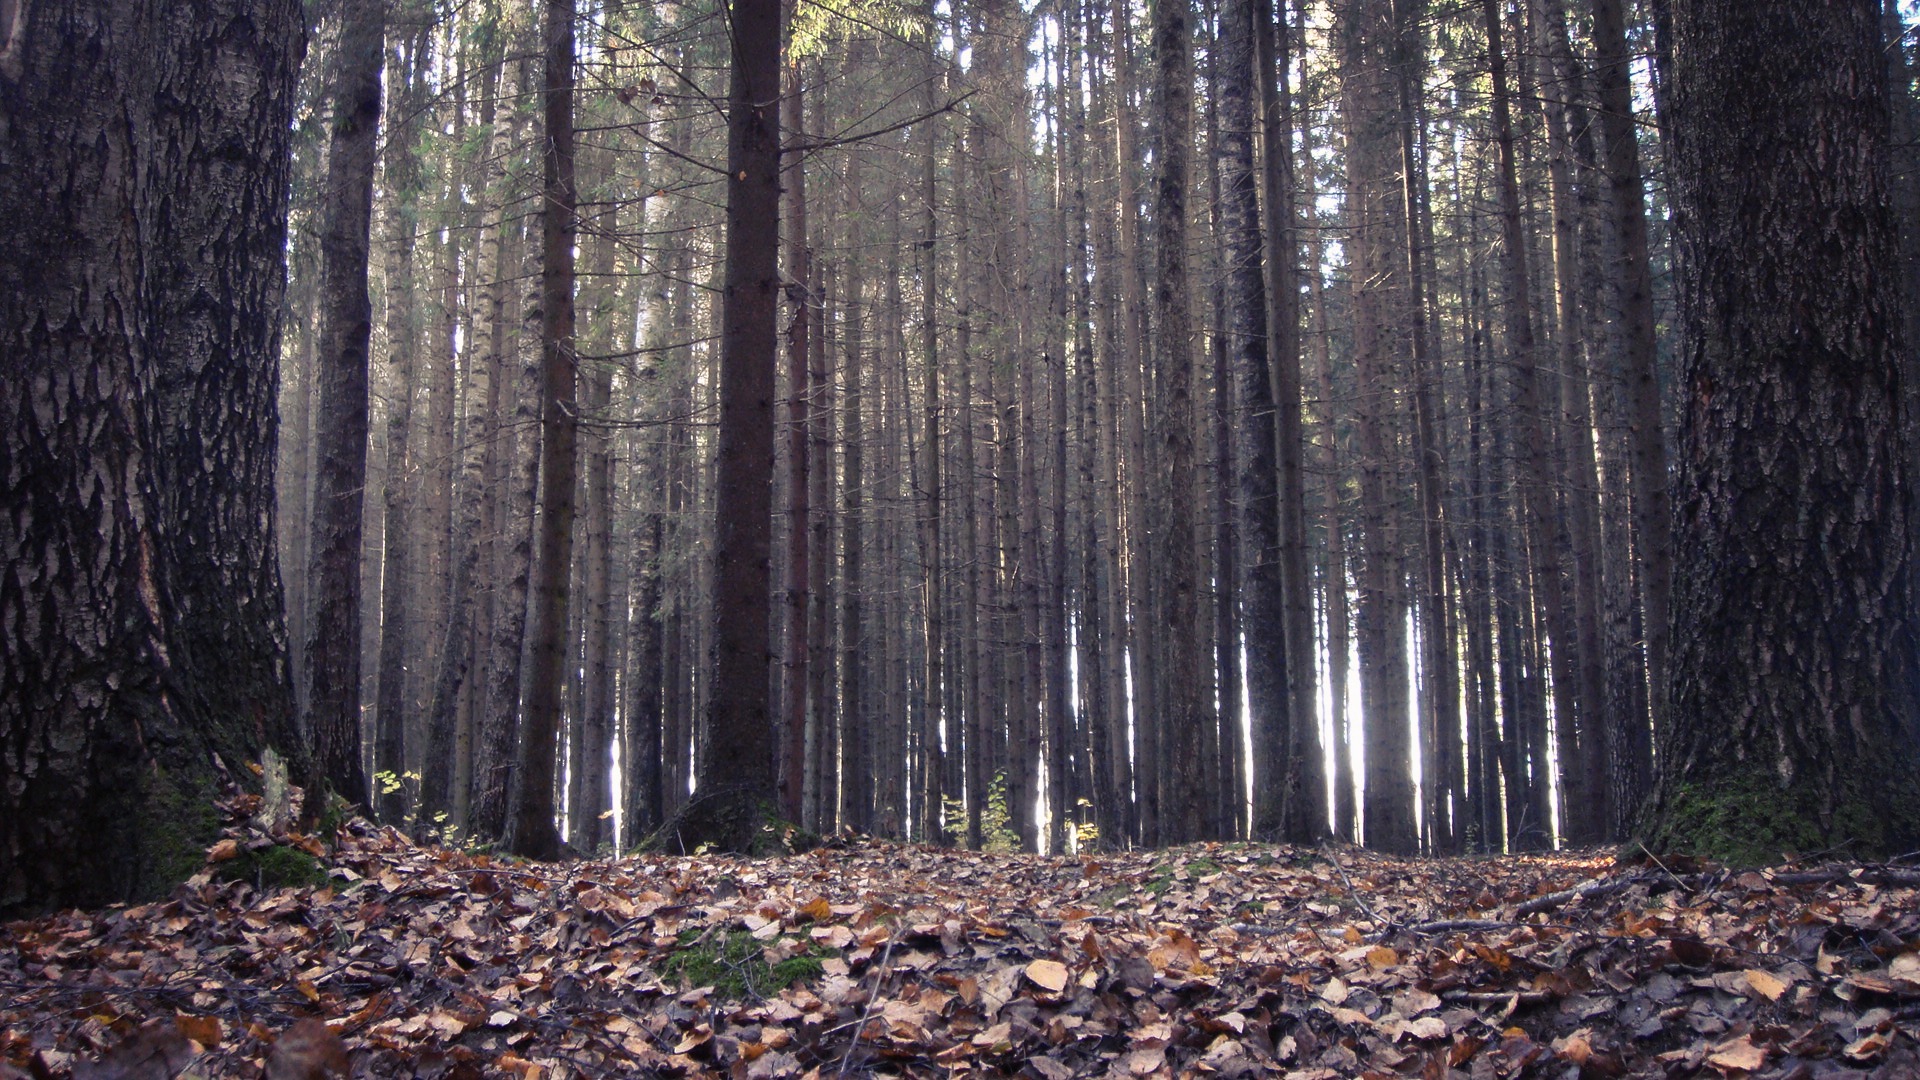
[4,806,1919,1079]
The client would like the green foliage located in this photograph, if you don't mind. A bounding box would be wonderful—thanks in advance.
[139,768,225,902]
[941,773,1021,853]
[661,928,827,1000]
[789,0,930,59]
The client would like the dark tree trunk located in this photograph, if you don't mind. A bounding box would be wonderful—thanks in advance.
[1152,0,1204,846]
[1222,0,1287,842]
[1645,0,1920,862]
[1259,0,1322,844]
[683,0,783,851]
[780,59,811,826]
[305,0,385,805]
[1589,0,1668,824]
[0,0,307,912]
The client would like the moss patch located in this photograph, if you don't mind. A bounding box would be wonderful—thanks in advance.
[1642,757,1920,866]
[136,765,225,902]
[215,844,331,891]
[660,928,827,1000]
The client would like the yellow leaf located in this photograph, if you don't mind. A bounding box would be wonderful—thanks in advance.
[1366,945,1399,969]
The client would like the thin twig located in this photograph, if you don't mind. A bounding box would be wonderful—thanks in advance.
[1323,845,1390,930]
[838,930,901,1079]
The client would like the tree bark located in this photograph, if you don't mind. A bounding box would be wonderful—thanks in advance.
[683,0,784,851]
[305,0,386,805]
[505,0,578,861]
[1,0,307,912]
[1645,0,1920,861]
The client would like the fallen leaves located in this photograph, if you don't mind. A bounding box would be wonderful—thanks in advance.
[4,823,1919,1078]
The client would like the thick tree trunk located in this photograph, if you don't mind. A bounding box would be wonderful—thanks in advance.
[0,0,307,912]
[1645,0,1920,862]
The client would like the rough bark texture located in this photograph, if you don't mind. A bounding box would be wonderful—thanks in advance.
[1645,0,1920,863]
[0,0,307,912]
[681,0,783,852]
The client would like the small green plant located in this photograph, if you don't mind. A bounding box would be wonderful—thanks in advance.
[940,773,1022,853]
[661,928,827,1000]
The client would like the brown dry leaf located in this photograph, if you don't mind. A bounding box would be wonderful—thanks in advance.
[1844,1030,1891,1062]
[1024,957,1070,993]
[1889,951,1920,988]
[1705,1034,1767,1074]
[263,1018,348,1080]
[72,1021,194,1080]
[1741,968,1789,1001]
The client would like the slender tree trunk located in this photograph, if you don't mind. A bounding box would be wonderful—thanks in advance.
[305,0,386,804]
[372,17,431,825]
[1589,0,1668,822]
[1482,0,1581,847]
[917,21,948,842]
[571,117,623,855]
[684,0,784,851]
[780,59,812,826]
[422,46,518,830]
[1150,0,1204,846]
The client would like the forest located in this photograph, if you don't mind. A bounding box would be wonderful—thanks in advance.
[7,0,1920,904]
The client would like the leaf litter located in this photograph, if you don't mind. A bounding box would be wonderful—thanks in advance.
[4,811,1920,1078]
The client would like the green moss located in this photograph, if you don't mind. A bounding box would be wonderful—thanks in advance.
[1644,758,1920,866]
[661,928,827,999]
[136,765,225,901]
[1183,857,1224,876]
[216,844,331,891]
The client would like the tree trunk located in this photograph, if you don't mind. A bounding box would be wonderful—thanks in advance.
[1151,0,1204,846]
[0,0,307,912]
[1222,0,1286,842]
[372,16,432,826]
[683,0,784,852]
[305,0,386,805]
[1589,0,1668,822]
[504,0,577,861]
[1481,0,1581,847]
[1644,0,1920,862]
